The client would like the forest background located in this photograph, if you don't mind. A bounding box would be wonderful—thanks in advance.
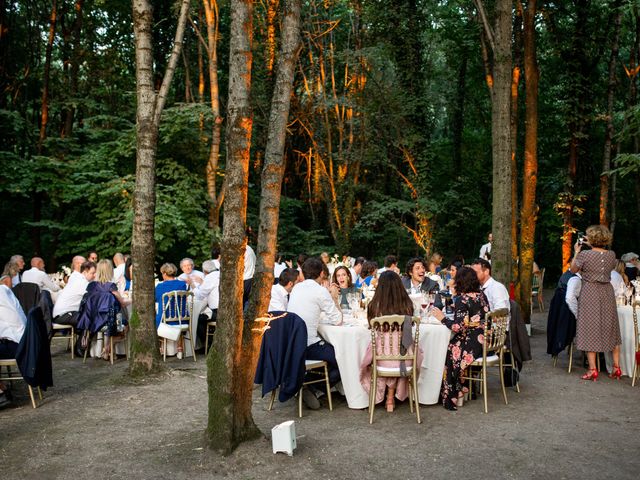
[1,0,640,286]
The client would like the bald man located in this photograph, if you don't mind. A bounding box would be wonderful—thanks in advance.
[21,257,60,293]
[113,253,126,284]
[71,255,85,272]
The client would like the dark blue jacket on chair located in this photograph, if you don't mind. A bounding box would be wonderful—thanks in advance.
[254,311,308,403]
[16,306,53,390]
[76,282,121,334]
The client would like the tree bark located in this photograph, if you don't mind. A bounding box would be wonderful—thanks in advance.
[489,0,513,285]
[38,0,57,153]
[62,0,83,138]
[518,0,539,323]
[247,0,301,323]
[207,0,258,453]
[511,5,523,287]
[599,1,623,226]
[129,0,190,376]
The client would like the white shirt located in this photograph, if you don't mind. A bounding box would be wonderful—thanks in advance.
[479,242,492,261]
[429,273,445,290]
[21,267,61,293]
[288,279,342,346]
[113,263,126,284]
[268,284,289,312]
[193,271,220,310]
[610,270,625,297]
[565,274,581,318]
[11,274,20,287]
[349,268,358,284]
[481,277,510,312]
[273,262,287,279]
[178,269,205,283]
[244,245,256,280]
[0,285,27,344]
[53,271,89,317]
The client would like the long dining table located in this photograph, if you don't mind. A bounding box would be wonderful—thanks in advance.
[317,318,450,409]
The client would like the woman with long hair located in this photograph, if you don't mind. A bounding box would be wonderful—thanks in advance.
[331,265,356,307]
[570,225,621,381]
[360,271,418,412]
[431,266,490,410]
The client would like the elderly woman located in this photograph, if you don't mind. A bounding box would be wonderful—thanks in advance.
[570,225,621,381]
[360,271,418,412]
[431,266,490,410]
[331,265,357,308]
[155,263,188,357]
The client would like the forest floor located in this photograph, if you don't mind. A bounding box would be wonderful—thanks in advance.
[1,290,639,480]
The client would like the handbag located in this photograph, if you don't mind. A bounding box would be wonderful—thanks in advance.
[157,322,182,341]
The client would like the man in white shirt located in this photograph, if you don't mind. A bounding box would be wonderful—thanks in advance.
[479,233,493,262]
[0,285,27,358]
[53,260,96,327]
[349,256,365,284]
[21,257,61,295]
[178,257,205,285]
[565,273,581,318]
[243,242,257,305]
[288,257,342,407]
[192,260,220,314]
[269,268,298,312]
[471,258,510,312]
[113,253,126,284]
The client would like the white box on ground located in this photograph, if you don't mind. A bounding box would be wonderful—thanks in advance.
[271,420,296,456]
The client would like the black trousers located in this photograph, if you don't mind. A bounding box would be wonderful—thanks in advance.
[306,340,341,386]
[53,311,79,327]
[0,340,18,359]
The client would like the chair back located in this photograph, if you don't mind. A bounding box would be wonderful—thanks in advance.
[633,300,639,354]
[160,290,192,326]
[484,308,509,354]
[369,315,420,374]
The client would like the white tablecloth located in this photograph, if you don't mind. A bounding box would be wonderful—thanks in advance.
[317,321,450,409]
[604,305,637,377]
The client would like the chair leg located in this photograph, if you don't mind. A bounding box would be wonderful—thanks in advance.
[413,367,421,424]
[499,353,508,405]
[71,327,75,359]
[190,328,197,362]
[408,383,414,413]
[37,386,43,400]
[324,365,333,411]
[163,338,167,362]
[268,389,276,410]
[369,368,377,424]
[205,328,210,356]
[632,362,638,387]
[28,385,37,408]
[110,336,114,365]
[83,334,90,364]
[553,355,557,367]
[568,343,574,373]
[298,388,303,418]
[482,364,488,414]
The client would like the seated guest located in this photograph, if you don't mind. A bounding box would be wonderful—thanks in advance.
[52,260,96,328]
[122,256,133,292]
[470,258,510,312]
[9,255,25,287]
[178,257,205,285]
[427,260,445,290]
[210,246,221,272]
[155,263,188,328]
[193,260,221,318]
[356,260,378,289]
[331,265,357,307]
[360,271,420,412]
[1,262,20,288]
[294,253,309,283]
[401,257,438,294]
[621,252,639,281]
[21,257,61,295]
[611,260,627,296]
[288,257,342,409]
[431,267,490,410]
[269,268,298,312]
[444,259,463,287]
[112,252,126,284]
[273,252,287,280]
[377,255,400,276]
[88,251,98,263]
[77,260,129,360]
[430,252,443,273]
[349,256,365,284]
[0,284,27,406]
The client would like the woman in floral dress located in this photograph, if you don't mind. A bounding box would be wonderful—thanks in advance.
[432,266,490,410]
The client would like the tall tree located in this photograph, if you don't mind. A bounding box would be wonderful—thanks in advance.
[207,0,258,453]
[518,0,539,321]
[129,0,190,375]
[475,0,513,284]
[247,0,301,322]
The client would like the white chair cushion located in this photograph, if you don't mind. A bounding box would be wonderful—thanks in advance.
[376,365,413,373]
[471,354,500,366]
[305,360,326,368]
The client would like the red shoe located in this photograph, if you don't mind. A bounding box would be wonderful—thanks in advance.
[608,365,622,380]
[581,368,598,381]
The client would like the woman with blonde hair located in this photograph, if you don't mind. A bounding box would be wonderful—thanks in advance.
[570,225,621,381]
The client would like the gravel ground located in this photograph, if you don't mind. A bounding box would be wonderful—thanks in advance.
[1,298,639,480]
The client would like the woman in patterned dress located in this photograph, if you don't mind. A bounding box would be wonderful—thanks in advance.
[570,225,621,381]
[432,267,490,410]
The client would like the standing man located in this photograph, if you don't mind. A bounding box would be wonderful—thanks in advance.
[288,257,342,409]
[243,231,256,306]
[470,258,510,312]
[479,233,493,262]
[113,253,126,284]
[21,257,61,295]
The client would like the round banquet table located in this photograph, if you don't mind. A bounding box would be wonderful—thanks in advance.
[604,305,637,377]
[317,320,450,409]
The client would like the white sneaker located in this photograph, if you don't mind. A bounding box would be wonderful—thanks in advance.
[177,351,183,360]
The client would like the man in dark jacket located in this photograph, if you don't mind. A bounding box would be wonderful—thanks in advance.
[401,257,439,294]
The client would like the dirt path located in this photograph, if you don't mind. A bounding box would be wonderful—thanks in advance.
[1,306,639,480]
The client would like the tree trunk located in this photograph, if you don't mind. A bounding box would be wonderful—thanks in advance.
[38,0,57,152]
[247,0,301,322]
[518,0,539,323]
[129,0,190,376]
[599,1,623,226]
[207,0,258,453]
[511,5,523,287]
[62,0,83,138]
[203,0,223,231]
[266,0,279,75]
[451,52,467,174]
[490,0,513,285]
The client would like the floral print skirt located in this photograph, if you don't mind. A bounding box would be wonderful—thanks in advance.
[440,326,484,410]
